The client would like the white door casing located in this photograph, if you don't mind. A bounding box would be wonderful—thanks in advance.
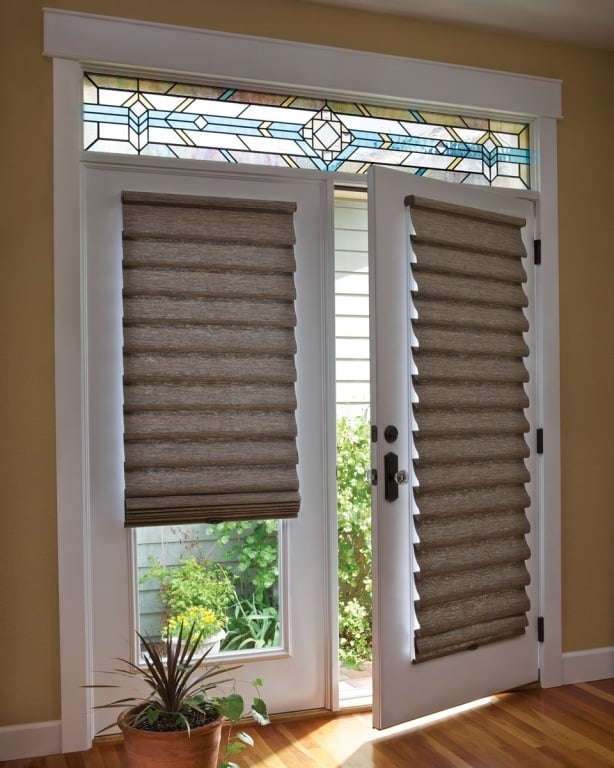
[369,167,539,729]
[47,11,562,752]
[83,162,335,734]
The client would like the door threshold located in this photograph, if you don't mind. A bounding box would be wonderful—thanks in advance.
[339,694,372,710]
[339,661,372,708]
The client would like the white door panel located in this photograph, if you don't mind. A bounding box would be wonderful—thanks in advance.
[369,167,538,729]
[83,165,333,733]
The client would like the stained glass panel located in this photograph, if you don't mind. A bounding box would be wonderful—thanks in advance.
[83,72,531,188]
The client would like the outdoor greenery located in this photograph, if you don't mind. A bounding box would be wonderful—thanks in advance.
[142,556,237,646]
[165,607,225,646]
[336,415,373,668]
[140,524,280,653]
[139,416,373,668]
[223,595,280,651]
[206,520,279,604]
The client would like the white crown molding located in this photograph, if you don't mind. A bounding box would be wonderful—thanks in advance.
[43,8,561,119]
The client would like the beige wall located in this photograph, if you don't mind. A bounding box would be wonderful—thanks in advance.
[1,0,613,727]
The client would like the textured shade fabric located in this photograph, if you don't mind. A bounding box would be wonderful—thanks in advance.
[121,191,300,527]
[406,195,532,663]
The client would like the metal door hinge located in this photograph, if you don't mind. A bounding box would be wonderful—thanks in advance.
[534,239,542,265]
[538,616,545,642]
[537,428,544,455]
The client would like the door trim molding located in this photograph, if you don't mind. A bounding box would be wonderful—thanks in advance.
[43,9,561,119]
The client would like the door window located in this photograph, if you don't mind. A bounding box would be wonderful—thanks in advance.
[136,521,282,656]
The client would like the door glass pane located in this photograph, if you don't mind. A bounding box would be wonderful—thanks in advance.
[136,521,281,656]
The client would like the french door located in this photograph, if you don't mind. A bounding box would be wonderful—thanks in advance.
[83,162,334,734]
[369,167,539,729]
[83,159,539,736]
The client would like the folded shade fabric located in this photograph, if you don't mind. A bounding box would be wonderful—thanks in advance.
[121,191,300,527]
[406,195,532,663]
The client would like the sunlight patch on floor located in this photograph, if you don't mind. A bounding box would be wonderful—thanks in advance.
[372,696,496,738]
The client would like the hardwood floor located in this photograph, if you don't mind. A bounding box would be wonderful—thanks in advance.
[3,679,613,767]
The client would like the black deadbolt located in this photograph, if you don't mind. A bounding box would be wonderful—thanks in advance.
[384,425,398,443]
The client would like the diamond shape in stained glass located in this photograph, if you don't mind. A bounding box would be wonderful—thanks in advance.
[314,122,340,150]
[195,116,208,130]
[436,140,447,154]
[130,99,148,117]
[302,106,352,162]
[483,137,497,152]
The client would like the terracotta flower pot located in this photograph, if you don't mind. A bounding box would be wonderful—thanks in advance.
[118,708,223,768]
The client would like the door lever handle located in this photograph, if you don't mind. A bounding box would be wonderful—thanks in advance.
[395,469,409,485]
[384,453,409,501]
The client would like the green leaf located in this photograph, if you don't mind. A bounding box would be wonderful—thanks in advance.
[218,692,244,722]
[251,697,270,725]
[237,730,254,746]
[146,708,160,725]
[224,741,247,755]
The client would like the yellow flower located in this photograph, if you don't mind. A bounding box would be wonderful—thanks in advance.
[165,606,225,642]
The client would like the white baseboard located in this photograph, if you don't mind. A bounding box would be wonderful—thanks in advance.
[0,720,61,760]
[562,646,614,685]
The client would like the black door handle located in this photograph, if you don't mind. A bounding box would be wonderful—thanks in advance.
[384,451,399,502]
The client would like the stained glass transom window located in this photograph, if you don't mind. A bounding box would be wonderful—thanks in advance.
[83,72,530,188]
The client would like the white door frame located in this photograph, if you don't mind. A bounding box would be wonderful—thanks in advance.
[46,10,562,752]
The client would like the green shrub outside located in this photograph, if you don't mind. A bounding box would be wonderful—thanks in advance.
[205,520,280,651]
[144,555,237,620]
[336,415,372,668]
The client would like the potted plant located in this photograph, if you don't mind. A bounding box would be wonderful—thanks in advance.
[142,556,237,653]
[165,606,227,655]
[90,622,269,768]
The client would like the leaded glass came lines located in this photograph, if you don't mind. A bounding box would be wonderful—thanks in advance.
[83,72,530,188]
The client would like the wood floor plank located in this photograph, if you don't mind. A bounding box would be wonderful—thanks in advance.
[2,680,612,767]
[494,687,614,765]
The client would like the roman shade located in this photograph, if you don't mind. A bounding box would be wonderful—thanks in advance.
[406,195,532,663]
[121,191,300,527]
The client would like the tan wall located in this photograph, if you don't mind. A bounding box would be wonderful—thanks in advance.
[1,0,613,727]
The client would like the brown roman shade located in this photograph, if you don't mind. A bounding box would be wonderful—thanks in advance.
[406,195,532,663]
[121,191,300,527]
